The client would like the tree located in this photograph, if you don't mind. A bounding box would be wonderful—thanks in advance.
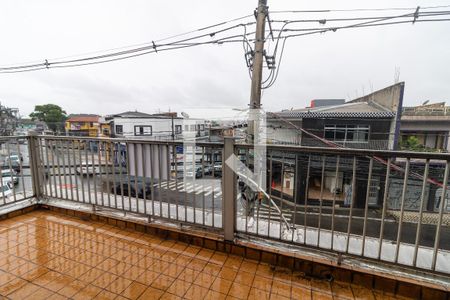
[30,104,67,133]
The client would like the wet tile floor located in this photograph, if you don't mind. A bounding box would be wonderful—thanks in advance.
[0,210,402,299]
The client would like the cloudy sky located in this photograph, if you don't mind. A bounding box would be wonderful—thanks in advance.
[0,0,449,119]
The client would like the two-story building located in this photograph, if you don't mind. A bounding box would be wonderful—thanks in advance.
[266,82,405,208]
[65,114,100,137]
[106,111,209,141]
[267,82,404,150]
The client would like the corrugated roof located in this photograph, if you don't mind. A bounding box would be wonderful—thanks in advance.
[277,102,395,119]
[67,115,99,122]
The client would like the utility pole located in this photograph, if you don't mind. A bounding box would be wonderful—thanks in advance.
[248,0,267,144]
[171,113,175,140]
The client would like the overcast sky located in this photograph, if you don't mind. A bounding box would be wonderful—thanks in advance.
[0,0,449,119]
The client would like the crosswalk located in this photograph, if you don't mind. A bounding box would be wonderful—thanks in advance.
[157,181,222,197]
[243,202,293,223]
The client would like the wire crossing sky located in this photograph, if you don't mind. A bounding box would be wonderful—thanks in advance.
[0,0,449,117]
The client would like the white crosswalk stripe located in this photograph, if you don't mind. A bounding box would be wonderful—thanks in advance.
[156,180,222,197]
[252,203,293,223]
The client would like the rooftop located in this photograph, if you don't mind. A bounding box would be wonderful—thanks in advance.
[106,111,182,119]
[277,101,396,119]
[0,210,382,299]
[66,114,100,123]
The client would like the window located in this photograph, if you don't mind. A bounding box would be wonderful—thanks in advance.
[115,125,123,135]
[324,125,369,142]
[134,125,152,136]
[175,125,182,134]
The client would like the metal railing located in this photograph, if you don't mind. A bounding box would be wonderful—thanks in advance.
[9,134,450,276]
[403,106,450,116]
[0,136,37,209]
[233,142,450,275]
[34,135,224,231]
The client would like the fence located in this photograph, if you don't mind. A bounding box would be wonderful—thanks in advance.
[34,136,224,231]
[234,143,450,275]
[0,136,37,209]
[3,134,450,276]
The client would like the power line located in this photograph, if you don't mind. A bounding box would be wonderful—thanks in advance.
[0,32,250,73]
[252,9,450,88]
[269,5,450,14]
[1,8,450,75]
[0,13,254,68]
[0,20,255,73]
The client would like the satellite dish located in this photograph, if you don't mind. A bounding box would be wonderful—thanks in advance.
[422,100,430,106]
[181,112,190,118]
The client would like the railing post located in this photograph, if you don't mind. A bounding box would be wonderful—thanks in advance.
[223,137,236,241]
[28,131,43,199]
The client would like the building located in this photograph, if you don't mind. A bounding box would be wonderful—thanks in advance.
[400,102,450,152]
[0,102,19,136]
[106,111,208,141]
[208,126,235,142]
[65,114,100,137]
[267,82,404,150]
[267,83,405,208]
[17,118,47,134]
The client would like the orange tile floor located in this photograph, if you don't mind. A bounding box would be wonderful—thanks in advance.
[0,210,400,300]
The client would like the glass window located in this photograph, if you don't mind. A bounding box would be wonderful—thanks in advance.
[324,124,369,143]
[175,125,182,134]
[115,125,123,135]
[134,126,152,136]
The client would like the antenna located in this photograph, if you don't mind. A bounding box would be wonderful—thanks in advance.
[394,67,401,83]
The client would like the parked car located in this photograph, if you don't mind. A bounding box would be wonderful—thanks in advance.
[185,165,213,178]
[1,169,18,186]
[2,161,21,173]
[213,163,222,177]
[4,154,22,164]
[76,166,100,176]
[9,152,24,162]
[111,180,152,199]
[0,179,13,198]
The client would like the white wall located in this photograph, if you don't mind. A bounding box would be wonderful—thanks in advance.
[112,117,183,138]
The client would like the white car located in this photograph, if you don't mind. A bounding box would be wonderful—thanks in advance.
[1,169,18,185]
[0,180,13,198]
[4,155,21,165]
[76,166,100,176]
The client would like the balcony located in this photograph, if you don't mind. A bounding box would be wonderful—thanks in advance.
[0,135,449,299]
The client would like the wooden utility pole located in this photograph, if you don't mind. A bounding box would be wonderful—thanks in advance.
[248,0,267,144]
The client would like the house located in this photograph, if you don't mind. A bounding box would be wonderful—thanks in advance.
[106,111,182,140]
[266,82,405,208]
[106,111,209,141]
[400,102,450,152]
[65,114,100,137]
[267,82,404,150]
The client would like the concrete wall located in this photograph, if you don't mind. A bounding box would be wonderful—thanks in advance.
[350,82,405,150]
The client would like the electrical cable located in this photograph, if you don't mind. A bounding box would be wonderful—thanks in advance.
[269,5,450,14]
